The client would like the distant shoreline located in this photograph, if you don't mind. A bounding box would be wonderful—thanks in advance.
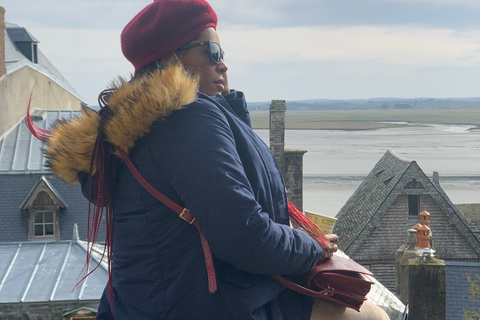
[250,109,480,131]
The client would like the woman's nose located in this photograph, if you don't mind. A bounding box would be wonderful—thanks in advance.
[217,59,228,73]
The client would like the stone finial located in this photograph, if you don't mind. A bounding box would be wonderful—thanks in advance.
[72,223,79,243]
[406,228,418,250]
[433,171,440,185]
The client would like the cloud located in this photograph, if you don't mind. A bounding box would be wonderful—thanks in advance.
[212,0,480,30]
[219,26,480,67]
[3,0,479,103]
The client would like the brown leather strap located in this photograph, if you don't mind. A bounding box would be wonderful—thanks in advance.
[271,275,335,298]
[117,148,217,293]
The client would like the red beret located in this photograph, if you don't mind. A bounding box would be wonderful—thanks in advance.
[121,0,217,72]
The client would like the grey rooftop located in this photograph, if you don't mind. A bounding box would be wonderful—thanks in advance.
[0,110,79,174]
[0,236,107,303]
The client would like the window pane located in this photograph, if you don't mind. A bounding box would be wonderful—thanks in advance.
[34,212,43,223]
[44,212,54,223]
[34,225,44,236]
[45,224,54,235]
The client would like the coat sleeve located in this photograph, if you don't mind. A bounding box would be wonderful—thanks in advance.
[150,99,322,276]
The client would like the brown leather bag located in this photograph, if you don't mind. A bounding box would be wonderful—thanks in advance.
[272,255,374,311]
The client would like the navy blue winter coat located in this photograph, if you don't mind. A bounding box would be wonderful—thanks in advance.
[48,65,323,320]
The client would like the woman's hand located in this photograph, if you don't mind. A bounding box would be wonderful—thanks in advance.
[319,234,339,261]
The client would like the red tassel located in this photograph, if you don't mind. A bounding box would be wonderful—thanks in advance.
[287,202,328,248]
[73,133,115,310]
[25,84,52,141]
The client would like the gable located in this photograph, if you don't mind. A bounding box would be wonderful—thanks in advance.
[334,149,480,259]
[333,149,411,252]
[21,175,67,210]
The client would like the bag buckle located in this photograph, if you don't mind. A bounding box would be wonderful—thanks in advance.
[180,208,195,224]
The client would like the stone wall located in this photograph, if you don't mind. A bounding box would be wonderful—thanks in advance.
[0,66,82,137]
[284,150,307,211]
[0,300,99,320]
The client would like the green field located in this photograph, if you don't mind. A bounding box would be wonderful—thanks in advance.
[250,108,480,130]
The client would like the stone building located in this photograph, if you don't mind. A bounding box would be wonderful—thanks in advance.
[0,6,83,138]
[333,149,480,292]
[0,111,106,319]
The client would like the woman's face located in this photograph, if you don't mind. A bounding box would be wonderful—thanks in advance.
[179,27,228,96]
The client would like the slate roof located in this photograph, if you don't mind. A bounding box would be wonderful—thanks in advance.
[333,149,411,252]
[445,261,480,320]
[0,110,78,173]
[333,149,480,259]
[5,26,39,43]
[456,203,480,229]
[0,235,107,303]
[0,112,105,242]
[4,22,82,101]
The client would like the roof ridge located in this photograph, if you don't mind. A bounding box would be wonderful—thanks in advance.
[387,148,412,164]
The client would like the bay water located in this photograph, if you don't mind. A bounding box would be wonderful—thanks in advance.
[254,125,480,217]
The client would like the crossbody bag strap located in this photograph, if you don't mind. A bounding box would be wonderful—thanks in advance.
[271,275,334,298]
[117,148,217,294]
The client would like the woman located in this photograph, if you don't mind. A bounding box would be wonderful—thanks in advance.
[41,0,388,319]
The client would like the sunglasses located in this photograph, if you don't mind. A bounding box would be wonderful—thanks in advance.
[177,41,225,64]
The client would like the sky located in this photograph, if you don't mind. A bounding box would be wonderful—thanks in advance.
[2,0,480,105]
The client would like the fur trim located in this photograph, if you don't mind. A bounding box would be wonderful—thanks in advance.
[45,63,199,184]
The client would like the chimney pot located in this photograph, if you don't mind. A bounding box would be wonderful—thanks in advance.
[415,225,431,248]
[419,210,430,227]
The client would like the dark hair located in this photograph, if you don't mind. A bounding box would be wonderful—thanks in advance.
[134,59,166,79]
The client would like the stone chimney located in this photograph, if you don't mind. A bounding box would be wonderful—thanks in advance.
[0,6,6,78]
[397,213,446,319]
[284,150,307,211]
[269,100,287,173]
[408,250,446,320]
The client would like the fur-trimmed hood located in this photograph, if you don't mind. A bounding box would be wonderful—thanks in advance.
[45,63,199,184]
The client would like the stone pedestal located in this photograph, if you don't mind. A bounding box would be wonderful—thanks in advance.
[396,229,421,302]
[408,254,446,320]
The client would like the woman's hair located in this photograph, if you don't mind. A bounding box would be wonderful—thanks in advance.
[134,59,166,79]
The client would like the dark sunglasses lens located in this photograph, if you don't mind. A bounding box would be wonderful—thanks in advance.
[209,42,223,63]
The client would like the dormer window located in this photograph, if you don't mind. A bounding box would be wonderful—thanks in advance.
[6,26,40,63]
[21,176,67,240]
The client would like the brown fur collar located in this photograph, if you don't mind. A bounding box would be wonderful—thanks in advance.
[45,63,199,184]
